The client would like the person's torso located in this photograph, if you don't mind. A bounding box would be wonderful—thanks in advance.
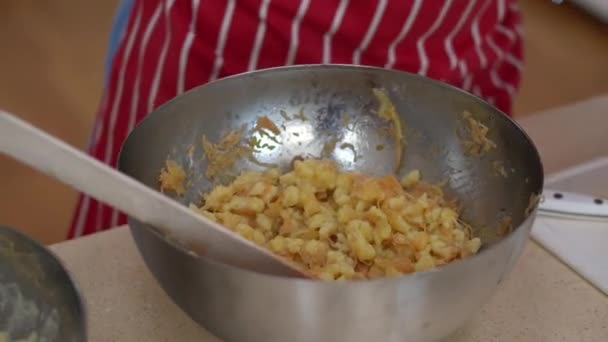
[112,0,519,108]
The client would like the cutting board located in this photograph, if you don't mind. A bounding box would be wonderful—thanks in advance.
[531,157,608,295]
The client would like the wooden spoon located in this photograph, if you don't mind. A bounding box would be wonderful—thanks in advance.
[0,110,308,278]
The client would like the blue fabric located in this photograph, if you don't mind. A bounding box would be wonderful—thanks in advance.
[104,0,135,83]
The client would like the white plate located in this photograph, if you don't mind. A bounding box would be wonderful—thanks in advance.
[531,157,608,295]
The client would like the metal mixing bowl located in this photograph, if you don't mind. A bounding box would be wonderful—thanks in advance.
[0,226,86,342]
[118,65,543,342]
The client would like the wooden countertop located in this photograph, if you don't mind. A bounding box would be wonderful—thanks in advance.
[49,96,608,341]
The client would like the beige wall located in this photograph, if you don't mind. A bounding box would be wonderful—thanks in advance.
[0,0,607,244]
[0,0,118,243]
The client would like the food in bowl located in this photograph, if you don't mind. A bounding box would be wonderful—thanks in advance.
[461,110,496,156]
[158,89,489,280]
[175,158,481,280]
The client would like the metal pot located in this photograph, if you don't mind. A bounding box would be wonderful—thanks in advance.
[0,226,86,342]
[118,65,543,342]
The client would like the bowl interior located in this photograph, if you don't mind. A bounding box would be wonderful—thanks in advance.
[119,65,543,246]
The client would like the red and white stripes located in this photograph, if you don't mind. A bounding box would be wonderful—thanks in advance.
[416,0,453,76]
[322,0,349,64]
[472,0,492,69]
[385,0,422,69]
[352,0,387,65]
[70,0,524,238]
[178,0,200,94]
[129,3,162,133]
[210,0,236,81]
[148,0,176,113]
[248,0,272,71]
[445,0,477,71]
[285,0,310,65]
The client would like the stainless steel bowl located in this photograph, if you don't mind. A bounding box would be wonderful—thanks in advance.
[0,226,86,342]
[118,65,543,342]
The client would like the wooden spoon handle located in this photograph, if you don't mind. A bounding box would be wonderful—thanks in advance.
[0,111,304,277]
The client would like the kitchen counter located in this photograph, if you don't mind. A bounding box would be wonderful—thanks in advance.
[49,96,608,341]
